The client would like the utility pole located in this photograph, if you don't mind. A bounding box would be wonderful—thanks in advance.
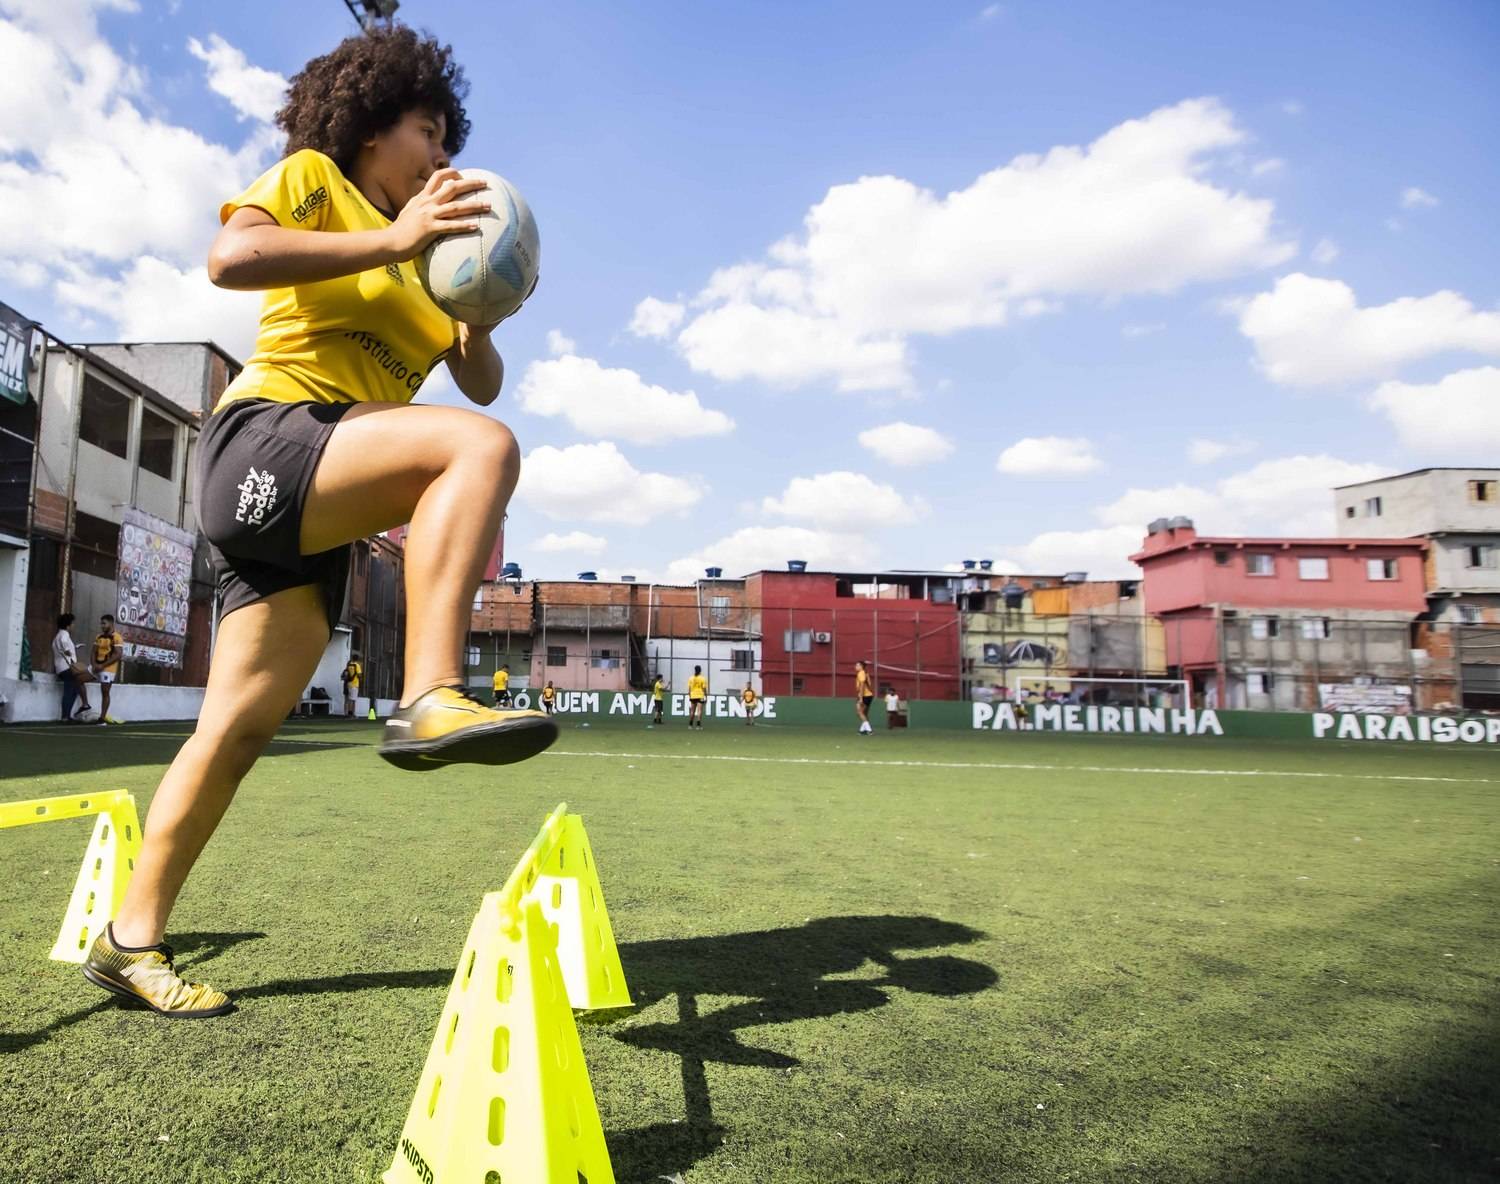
[341,0,399,31]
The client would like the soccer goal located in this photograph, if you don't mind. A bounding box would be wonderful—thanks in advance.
[1004,674,1192,709]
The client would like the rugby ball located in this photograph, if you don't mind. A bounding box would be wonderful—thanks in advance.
[417,169,540,325]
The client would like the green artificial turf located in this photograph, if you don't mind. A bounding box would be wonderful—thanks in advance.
[1,717,1497,1183]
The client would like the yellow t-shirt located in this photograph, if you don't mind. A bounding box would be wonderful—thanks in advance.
[855,668,872,697]
[493,669,510,691]
[541,685,555,703]
[741,687,756,706]
[217,150,456,410]
[92,631,123,674]
[652,680,664,701]
[688,674,708,700]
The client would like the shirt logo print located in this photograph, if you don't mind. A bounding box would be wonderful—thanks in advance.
[291,187,329,223]
[234,466,279,527]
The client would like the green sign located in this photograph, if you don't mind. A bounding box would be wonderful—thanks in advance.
[0,301,33,406]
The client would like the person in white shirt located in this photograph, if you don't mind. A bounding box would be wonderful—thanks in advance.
[51,613,94,722]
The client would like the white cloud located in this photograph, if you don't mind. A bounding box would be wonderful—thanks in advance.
[666,98,1294,391]
[546,329,576,356]
[628,297,686,339]
[996,436,1101,476]
[515,442,704,523]
[1370,367,1500,456]
[857,421,955,466]
[979,3,1003,20]
[516,354,734,445]
[762,471,924,530]
[1310,238,1339,265]
[0,5,282,351]
[996,453,1393,578]
[187,34,286,123]
[533,530,608,555]
[1122,322,1166,338]
[1186,437,1254,465]
[665,525,877,583]
[1237,273,1500,387]
[1251,158,1284,177]
[1280,99,1303,116]
[53,256,263,359]
[1399,186,1439,210]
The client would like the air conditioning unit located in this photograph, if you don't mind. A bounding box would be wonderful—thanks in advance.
[813,631,832,643]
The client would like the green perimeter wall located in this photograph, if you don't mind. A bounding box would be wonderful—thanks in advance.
[519,689,1498,744]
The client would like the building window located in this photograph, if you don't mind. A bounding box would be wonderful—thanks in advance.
[784,629,813,653]
[590,649,621,670]
[1247,671,1275,694]
[547,645,567,667]
[1470,480,1496,503]
[1301,617,1331,640]
[1246,554,1274,576]
[1366,558,1398,581]
[1298,557,1329,580]
[472,590,484,611]
[1363,496,1382,517]
[791,676,805,693]
[1344,505,1356,518]
[79,373,131,459]
[1251,616,1279,640]
[1213,550,1230,566]
[1456,605,1482,624]
[1467,545,1495,569]
[138,406,176,480]
[710,595,731,625]
[465,646,481,667]
[730,649,753,670]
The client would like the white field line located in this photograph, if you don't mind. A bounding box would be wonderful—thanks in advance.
[4,728,1496,785]
[543,749,1500,786]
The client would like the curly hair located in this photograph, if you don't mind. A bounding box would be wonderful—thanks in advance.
[276,26,470,175]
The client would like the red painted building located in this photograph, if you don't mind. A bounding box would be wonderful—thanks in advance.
[746,568,963,700]
[1131,519,1429,709]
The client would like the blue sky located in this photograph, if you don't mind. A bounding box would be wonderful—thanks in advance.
[3,0,1497,581]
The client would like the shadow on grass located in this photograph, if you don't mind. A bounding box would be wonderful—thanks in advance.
[603,914,999,1183]
[0,719,369,777]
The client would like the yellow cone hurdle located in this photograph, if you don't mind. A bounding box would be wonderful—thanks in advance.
[0,790,143,963]
[384,802,627,1184]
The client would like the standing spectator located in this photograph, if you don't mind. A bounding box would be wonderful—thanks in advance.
[341,658,362,716]
[651,674,666,725]
[541,680,556,714]
[687,665,708,728]
[91,613,125,725]
[740,683,757,726]
[854,659,874,735]
[52,614,93,722]
[492,663,511,706]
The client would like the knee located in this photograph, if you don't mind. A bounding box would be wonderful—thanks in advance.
[463,417,520,474]
[194,720,279,780]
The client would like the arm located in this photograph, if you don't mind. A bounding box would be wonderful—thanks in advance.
[445,324,504,406]
[207,169,489,290]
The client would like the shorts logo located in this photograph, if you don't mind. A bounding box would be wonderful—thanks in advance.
[291,187,329,223]
[234,466,279,527]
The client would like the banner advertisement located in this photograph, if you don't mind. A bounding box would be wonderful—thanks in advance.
[115,508,195,667]
[505,689,777,720]
[0,300,33,406]
[1318,682,1413,714]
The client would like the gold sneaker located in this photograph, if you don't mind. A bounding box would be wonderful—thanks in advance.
[82,924,233,1019]
[378,685,558,771]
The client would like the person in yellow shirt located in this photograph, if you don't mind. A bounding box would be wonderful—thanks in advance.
[741,683,757,726]
[855,660,874,735]
[687,665,708,729]
[541,681,556,714]
[90,613,124,725]
[492,664,511,706]
[341,658,362,716]
[651,674,666,725]
[83,28,552,1020]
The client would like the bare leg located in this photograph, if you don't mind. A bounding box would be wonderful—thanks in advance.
[299,403,520,706]
[110,584,330,948]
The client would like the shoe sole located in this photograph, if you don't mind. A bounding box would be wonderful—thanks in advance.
[82,964,235,1019]
[378,714,560,771]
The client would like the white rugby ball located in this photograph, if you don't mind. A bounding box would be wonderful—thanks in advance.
[417,169,540,325]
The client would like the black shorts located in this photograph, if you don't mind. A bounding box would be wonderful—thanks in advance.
[196,398,358,635]
[862,695,874,709]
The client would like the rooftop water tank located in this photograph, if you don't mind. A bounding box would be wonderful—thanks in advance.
[578,571,597,581]
[787,560,807,573]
